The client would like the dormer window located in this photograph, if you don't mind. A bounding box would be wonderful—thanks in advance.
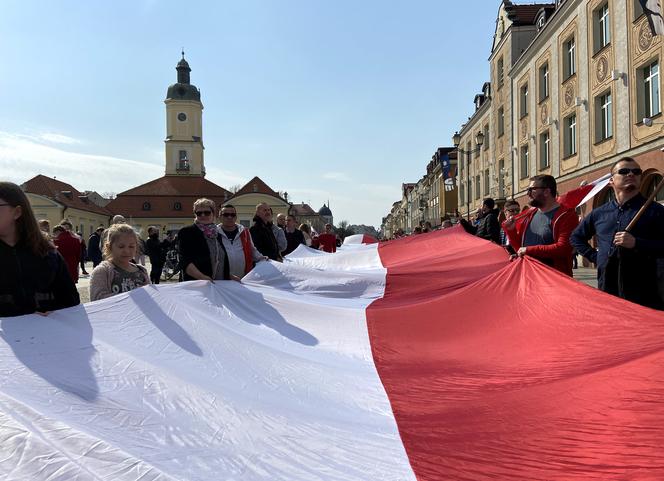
[142,202,151,211]
[252,183,258,192]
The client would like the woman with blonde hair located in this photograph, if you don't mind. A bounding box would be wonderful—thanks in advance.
[299,223,313,247]
[0,182,79,316]
[177,198,229,282]
[89,223,150,300]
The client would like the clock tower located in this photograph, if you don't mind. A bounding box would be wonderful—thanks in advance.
[164,52,205,176]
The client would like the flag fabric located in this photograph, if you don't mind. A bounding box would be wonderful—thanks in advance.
[640,0,664,35]
[441,153,451,179]
[342,233,379,245]
[557,172,612,209]
[2,227,664,480]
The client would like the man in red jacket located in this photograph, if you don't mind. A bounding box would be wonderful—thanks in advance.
[503,174,578,276]
[318,223,337,253]
[53,224,82,283]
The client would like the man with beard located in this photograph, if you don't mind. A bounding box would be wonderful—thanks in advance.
[503,174,578,276]
[571,157,664,309]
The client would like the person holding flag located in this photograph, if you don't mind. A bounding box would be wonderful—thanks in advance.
[503,175,579,276]
[571,157,664,310]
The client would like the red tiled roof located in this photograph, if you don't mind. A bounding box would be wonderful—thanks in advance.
[117,175,231,197]
[231,176,282,199]
[106,175,232,218]
[290,203,318,216]
[22,175,111,216]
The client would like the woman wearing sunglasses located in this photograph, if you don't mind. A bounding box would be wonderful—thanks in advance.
[0,182,80,317]
[177,198,229,282]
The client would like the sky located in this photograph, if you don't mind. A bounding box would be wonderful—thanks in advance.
[0,0,503,227]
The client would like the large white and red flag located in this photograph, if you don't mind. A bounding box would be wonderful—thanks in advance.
[1,227,664,480]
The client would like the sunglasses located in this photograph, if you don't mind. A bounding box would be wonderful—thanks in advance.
[615,168,642,176]
[221,212,237,218]
[195,210,212,217]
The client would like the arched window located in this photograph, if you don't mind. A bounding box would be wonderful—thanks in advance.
[142,202,151,211]
[594,185,615,208]
[643,173,664,202]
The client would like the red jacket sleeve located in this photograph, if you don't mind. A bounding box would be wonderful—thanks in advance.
[523,209,579,260]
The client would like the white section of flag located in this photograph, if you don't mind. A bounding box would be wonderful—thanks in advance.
[0,257,416,481]
[577,173,612,207]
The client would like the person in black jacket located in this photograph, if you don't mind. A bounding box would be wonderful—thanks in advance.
[459,198,502,244]
[145,226,166,284]
[0,182,80,317]
[178,198,229,282]
[87,226,104,268]
[250,202,282,261]
[282,214,305,256]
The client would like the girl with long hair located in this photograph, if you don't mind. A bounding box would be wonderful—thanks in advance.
[89,223,150,300]
[0,182,80,317]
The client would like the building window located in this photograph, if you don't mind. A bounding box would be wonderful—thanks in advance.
[467,179,472,204]
[498,158,505,197]
[539,62,549,101]
[643,60,661,119]
[564,37,576,79]
[520,145,529,179]
[475,175,481,200]
[497,57,504,89]
[634,0,645,20]
[539,131,550,169]
[594,3,611,53]
[596,91,613,142]
[520,84,529,118]
[466,142,472,165]
[174,201,182,211]
[564,114,577,157]
[484,168,490,194]
[498,107,505,137]
[460,183,465,205]
[142,202,151,211]
[483,125,489,150]
[179,150,188,161]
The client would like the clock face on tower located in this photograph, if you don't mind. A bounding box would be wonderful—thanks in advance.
[177,112,187,121]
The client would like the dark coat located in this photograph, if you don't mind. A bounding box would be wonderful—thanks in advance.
[475,208,501,244]
[145,235,166,264]
[177,224,229,281]
[0,240,80,317]
[283,229,306,256]
[250,217,281,261]
[87,232,103,264]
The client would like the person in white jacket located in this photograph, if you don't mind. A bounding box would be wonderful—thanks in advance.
[217,204,266,280]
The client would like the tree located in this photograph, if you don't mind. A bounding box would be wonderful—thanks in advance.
[335,220,354,240]
[228,184,242,194]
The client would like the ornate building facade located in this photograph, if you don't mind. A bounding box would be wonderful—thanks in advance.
[454,0,664,217]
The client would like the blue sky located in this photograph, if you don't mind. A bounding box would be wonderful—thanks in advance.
[0,0,502,226]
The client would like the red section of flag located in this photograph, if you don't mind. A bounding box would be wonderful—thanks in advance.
[369,229,664,480]
[375,227,508,304]
[557,184,594,209]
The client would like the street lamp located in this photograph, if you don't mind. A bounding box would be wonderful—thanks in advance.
[452,130,484,219]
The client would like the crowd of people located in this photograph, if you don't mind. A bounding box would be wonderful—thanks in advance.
[0,187,342,317]
[386,157,664,310]
[1,157,661,318]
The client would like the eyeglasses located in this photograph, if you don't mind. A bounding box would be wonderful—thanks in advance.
[526,186,546,195]
[221,212,237,218]
[195,210,212,217]
[615,168,643,176]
